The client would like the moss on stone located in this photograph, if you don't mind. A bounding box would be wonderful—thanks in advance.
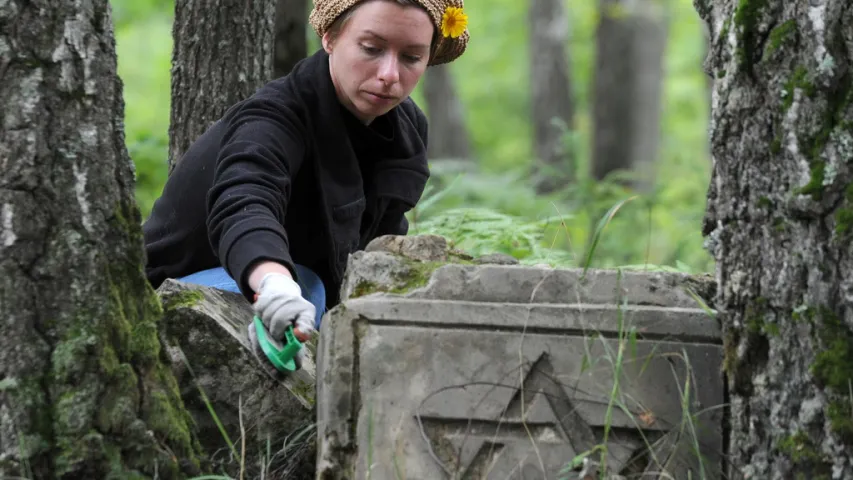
[290,379,316,407]
[349,260,447,298]
[388,260,445,294]
[162,289,205,312]
[351,280,379,298]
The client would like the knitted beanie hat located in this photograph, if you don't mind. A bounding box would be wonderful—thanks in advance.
[309,0,469,66]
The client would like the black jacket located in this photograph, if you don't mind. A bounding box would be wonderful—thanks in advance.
[142,49,430,307]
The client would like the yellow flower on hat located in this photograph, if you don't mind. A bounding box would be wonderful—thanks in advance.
[440,6,468,38]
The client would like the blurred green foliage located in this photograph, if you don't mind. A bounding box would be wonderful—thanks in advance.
[114,0,714,274]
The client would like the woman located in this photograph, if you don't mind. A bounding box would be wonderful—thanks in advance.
[142,0,469,368]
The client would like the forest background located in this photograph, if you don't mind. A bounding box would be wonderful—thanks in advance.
[117,0,713,274]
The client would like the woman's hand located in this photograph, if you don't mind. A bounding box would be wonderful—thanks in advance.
[252,271,317,340]
[247,269,316,373]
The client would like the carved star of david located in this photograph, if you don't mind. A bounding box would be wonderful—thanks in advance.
[415,352,688,479]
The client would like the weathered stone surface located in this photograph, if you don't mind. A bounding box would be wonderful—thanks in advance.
[317,249,723,479]
[157,279,316,479]
[365,233,450,262]
[473,252,520,265]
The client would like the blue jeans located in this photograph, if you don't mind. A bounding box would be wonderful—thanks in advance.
[177,265,327,329]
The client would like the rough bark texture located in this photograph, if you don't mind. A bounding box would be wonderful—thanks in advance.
[168,0,276,173]
[424,64,472,161]
[0,1,204,478]
[697,0,853,477]
[591,0,667,191]
[273,0,307,78]
[529,0,575,194]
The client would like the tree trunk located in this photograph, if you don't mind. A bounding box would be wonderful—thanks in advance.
[591,0,668,191]
[697,0,853,477]
[0,1,204,478]
[529,0,575,194]
[273,0,307,78]
[424,64,472,161]
[168,0,276,173]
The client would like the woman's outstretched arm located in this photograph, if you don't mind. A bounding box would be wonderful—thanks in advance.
[206,92,308,301]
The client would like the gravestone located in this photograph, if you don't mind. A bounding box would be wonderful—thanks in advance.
[316,239,723,479]
[157,279,317,479]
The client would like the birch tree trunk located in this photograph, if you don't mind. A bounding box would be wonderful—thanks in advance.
[168,0,276,173]
[274,0,307,78]
[529,0,575,194]
[591,0,667,191]
[0,1,204,478]
[424,64,472,161]
[698,0,853,476]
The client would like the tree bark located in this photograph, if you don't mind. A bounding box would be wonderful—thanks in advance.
[697,0,853,477]
[424,64,472,161]
[591,0,668,191]
[273,0,307,78]
[168,0,276,173]
[529,0,575,194]
[0,1,204,478]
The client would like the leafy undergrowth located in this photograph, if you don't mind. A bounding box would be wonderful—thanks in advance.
[408,162,713,275]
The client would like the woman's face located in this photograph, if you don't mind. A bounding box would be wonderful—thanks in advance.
[323,0,434,124]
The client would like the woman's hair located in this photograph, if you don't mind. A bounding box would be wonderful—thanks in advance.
[326,0,433,42]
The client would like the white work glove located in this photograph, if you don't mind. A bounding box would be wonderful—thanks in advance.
[247,272,316,374]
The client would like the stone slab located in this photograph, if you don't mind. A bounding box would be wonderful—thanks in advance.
[412,264,714,308]
[317,261,723,479]
[157,279,316,478]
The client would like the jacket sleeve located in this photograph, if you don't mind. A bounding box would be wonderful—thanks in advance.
[206,95,306,300]
[373,105,430,237]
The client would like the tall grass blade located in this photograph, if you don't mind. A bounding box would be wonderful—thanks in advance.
[582,196,639,275]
